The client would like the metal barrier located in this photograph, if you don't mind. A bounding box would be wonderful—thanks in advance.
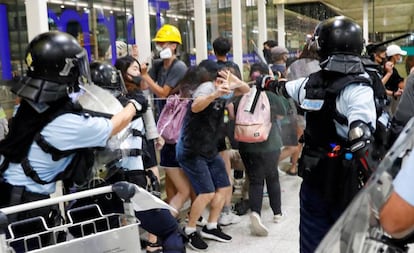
[0,182,141,253]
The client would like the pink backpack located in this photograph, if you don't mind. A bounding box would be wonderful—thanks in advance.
[157,94,190,144]
[234,90,272,143]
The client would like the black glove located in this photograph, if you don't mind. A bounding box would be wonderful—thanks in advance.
[117,95,130,107]
[126,91,148,116]
[255,75,287,96]
[255,75,275,91]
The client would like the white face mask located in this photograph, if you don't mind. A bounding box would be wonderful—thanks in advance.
[397,56,403,64]
[159,47,173,59]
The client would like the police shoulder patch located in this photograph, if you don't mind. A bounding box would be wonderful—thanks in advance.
[301,99,324,111]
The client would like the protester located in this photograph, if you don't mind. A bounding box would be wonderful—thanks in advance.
[385,44,406,115]
[177,60,249,250]
[211,37,243,225]
[140,24,188,204]
[234,62,288,236]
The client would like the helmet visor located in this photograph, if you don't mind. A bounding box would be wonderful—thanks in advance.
[76,49,92,86]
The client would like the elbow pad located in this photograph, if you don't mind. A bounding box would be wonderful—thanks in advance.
[348,120,373,157]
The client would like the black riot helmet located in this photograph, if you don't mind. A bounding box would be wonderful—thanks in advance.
[315,16,364,61]
[90,61,126,96]
[12,31,92,103]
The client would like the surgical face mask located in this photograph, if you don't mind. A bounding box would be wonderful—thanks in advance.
[220,91,234,100]
[128,73,142,85]
[397,56,403,64]
[159,47,173,59]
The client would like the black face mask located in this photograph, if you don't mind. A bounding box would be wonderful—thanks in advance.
[263,49,271,62]
[129,74,142,85]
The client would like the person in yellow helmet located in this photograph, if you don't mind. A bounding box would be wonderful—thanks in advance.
[141,24,187,101]
[140,24,188,251]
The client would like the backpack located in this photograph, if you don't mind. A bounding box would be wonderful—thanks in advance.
[234,89,272,143]
[156,94,190,144]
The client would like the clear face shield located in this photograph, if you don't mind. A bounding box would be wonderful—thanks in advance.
[76,49,93,87]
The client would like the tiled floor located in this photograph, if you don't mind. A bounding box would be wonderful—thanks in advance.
[185,168,303,253]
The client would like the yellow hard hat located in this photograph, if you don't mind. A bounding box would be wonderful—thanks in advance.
[152,24,182,45]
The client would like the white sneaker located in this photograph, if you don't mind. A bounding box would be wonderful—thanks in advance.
[273,213,284,223]
[250,212,268,236]
[219,211,242,226]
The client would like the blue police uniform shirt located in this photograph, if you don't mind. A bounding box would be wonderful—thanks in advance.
[117,117,144,171]
[2,113,112,195]
[285,74,377,139]
[393,149,414,206]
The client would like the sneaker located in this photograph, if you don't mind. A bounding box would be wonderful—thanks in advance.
[250,212,268,236]
[219,211,242,226]
[273,213,284,223]
[187,231,208,251]
[278,167,287,176]
[200,225,232,242]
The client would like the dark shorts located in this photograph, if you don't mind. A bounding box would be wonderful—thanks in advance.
[176,152,230,195]
[160,143,180,167]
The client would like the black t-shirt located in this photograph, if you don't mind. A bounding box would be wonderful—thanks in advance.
[180,99,225,158]
[385,67,404,92]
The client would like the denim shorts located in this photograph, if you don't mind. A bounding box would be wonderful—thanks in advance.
[176,152,230,195]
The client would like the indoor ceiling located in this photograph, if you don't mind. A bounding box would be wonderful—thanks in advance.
[167,0,414,35]
[3,0,413,35]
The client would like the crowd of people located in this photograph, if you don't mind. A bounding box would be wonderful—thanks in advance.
[1,15,414,253]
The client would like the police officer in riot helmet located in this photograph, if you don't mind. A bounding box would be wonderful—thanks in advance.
[0,31,145,225]
[256,16,377,252]
[89,61,187,253]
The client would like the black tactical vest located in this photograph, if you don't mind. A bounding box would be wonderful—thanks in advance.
[0,99,95,186]
[302,71,372,149]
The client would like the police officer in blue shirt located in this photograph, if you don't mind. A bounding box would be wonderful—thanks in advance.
[255,16,377,252]
[0,31,145,225]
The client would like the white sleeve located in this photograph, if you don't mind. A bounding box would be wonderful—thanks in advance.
[337,84,377,130]
[285,77,308,104]
[393,150,414,206]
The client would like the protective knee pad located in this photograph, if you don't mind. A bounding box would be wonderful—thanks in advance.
[162,229,188,253]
